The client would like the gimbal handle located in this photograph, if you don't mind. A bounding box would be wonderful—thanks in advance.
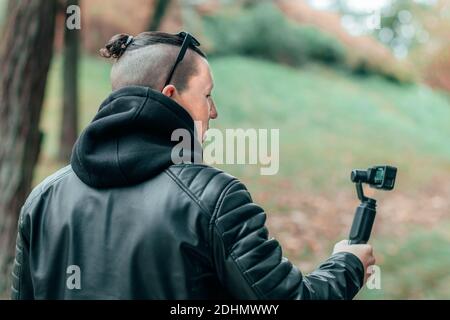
[348,182,377,244]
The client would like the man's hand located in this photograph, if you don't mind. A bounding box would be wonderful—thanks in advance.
[332,240,376,283]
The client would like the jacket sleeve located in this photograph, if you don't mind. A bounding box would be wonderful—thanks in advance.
[211,179,365,300]
[11,206,34,300]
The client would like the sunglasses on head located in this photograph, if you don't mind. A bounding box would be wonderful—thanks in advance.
[164,31,201,88]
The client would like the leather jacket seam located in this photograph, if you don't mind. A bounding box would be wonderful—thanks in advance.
[211,179,240,222]
[165,165,243,291]
[164,168,211,216]
[210,179,267,299]
[165,166,220,271]
[229,250,266,299]
[22,168,73,212]
[13,234,23,299]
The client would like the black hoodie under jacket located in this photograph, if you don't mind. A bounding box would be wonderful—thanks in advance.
[11,86,364,299]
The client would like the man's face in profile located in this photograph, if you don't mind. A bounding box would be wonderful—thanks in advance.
[164,57,218,143]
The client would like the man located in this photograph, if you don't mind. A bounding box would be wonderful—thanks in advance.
[12,31,375,299]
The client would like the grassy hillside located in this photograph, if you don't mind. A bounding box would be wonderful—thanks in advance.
[210,57,450,190]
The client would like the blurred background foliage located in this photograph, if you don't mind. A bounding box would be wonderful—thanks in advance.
[0,0,449,299]
[203,3,346,66]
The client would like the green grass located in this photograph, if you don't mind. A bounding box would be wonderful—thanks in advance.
[357,223,450,299]
[210,57,450,192]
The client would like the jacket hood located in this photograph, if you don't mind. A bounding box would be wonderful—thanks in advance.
[71,86,202,188]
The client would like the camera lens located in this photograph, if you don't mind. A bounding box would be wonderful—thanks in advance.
[351,170,368,183]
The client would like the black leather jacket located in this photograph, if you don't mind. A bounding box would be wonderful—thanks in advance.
[11,86,364,299]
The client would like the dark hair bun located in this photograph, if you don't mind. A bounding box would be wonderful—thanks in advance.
[99,33,132,59]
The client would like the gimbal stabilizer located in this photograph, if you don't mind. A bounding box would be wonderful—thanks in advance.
[348,166,397,244]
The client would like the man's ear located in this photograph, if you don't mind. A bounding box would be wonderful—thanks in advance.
[161,84,176,98]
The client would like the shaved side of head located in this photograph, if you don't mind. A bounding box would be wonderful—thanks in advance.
[100,32,207,93]
[110,43,202,92]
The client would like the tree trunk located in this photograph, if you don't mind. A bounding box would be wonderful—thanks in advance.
[59,0,79,162]
[0,0,57,295]
[148,0,172,31]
